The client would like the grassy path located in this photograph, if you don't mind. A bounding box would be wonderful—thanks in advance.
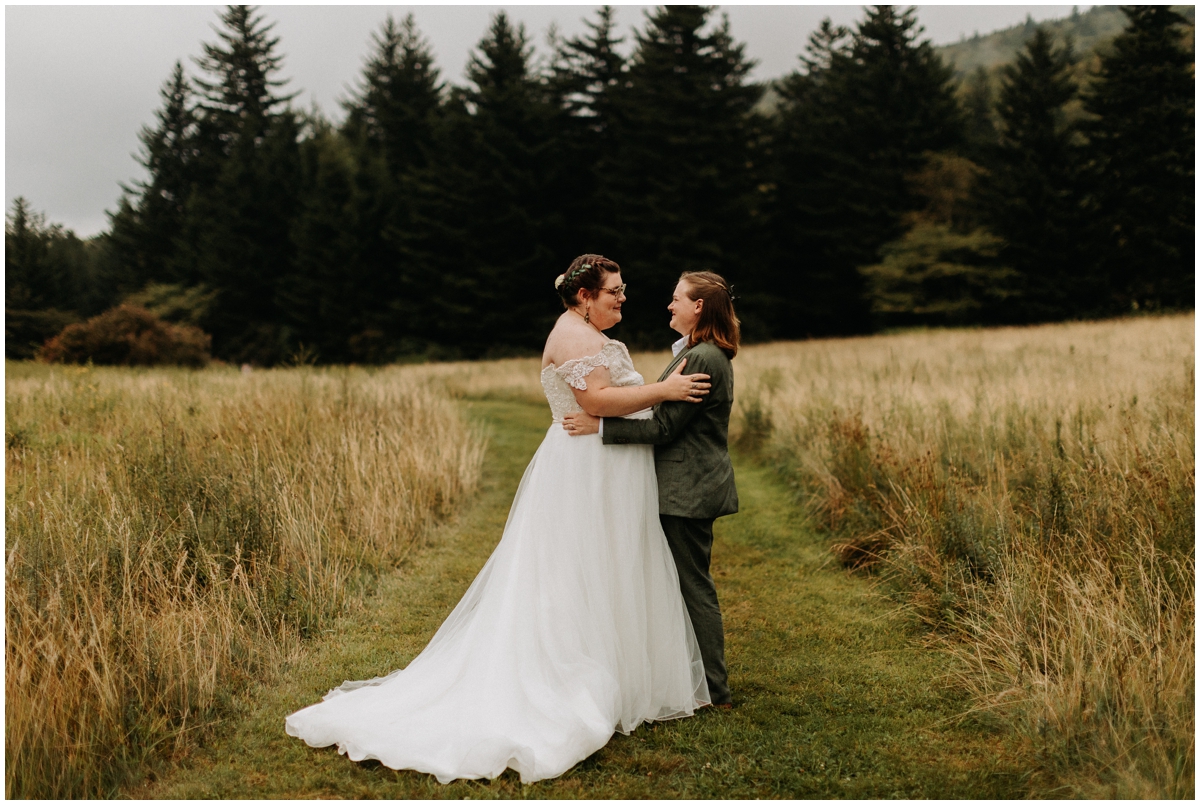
[130,399,1028,798]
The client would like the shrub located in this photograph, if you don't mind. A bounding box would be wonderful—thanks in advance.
[37,304,211,367]
[121,282,217,328]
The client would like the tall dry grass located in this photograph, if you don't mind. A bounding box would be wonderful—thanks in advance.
[413,355,548,404]
[5,363,485,798]
[730,314,1194,797]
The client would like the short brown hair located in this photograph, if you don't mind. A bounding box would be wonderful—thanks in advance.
[557,254,621,308]
[680,271,740,359]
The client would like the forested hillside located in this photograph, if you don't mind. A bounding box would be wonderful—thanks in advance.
[6,4,1194,365]
[937,4,1195,75]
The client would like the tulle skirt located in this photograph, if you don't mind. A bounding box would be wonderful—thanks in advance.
[284,421,710,783]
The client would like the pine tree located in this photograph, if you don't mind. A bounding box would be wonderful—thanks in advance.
[432,12,556,356]
[757,20,851,337]
[280,114,359,363]
[977,28,1087,321]
[1082,5,1194,311]
[281,14,447,363]
[550,6,625,139]
[107,61,198,293]
[604,5,761,345]
[546,6,627,256]
[5,198,101,314]
[343,14,445,359]
[6,198,52,311]
[343,14,441,174]
[180,5,301,363]
[192,5,295,137]
[962,66,999,159]
[5,199,103,357]
[765,6,964,337]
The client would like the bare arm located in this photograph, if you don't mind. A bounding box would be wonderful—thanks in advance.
[542,321,708,419]
[571,359,710,417]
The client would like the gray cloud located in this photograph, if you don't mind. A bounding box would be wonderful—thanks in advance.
[5,5,1079,237]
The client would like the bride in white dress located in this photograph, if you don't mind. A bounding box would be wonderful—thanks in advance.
[285,254,716,783]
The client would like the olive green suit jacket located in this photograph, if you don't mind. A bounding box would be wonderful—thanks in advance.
[602,340,738,519]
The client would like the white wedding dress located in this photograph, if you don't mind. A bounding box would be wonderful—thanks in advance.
[285,339,709,783]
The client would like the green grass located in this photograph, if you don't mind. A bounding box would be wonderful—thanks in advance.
[129,399,1029,798]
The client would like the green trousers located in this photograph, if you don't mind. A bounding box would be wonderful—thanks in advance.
[659,514,730,705]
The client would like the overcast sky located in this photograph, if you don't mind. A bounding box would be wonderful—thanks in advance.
[6,4,1082,238]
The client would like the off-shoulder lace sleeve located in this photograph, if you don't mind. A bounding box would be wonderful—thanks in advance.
[554,341,621,391]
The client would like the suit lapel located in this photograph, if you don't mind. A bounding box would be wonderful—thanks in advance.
[657,344,694,382]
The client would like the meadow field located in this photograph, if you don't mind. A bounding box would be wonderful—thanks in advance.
[4,363,486,797]
[5,313,1194,798]
[731,313,1195,797]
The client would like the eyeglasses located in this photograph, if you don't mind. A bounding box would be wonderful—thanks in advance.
[600,283,627,297]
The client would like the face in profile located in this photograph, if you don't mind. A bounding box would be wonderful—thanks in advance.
[585,272,627,330]
[667,280,701,336]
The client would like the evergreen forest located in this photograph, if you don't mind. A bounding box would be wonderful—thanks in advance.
[6,5,1195,364]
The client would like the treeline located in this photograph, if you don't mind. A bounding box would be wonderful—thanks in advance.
[6,5,1194,364]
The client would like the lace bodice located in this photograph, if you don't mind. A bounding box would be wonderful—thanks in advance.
[540,340,646,423]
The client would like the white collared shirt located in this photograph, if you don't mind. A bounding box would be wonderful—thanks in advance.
[598,336,688,437]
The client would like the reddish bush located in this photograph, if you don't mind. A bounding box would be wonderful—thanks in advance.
[37,304,211,367]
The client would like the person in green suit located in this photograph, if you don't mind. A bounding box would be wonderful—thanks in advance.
[563,271,740,706]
